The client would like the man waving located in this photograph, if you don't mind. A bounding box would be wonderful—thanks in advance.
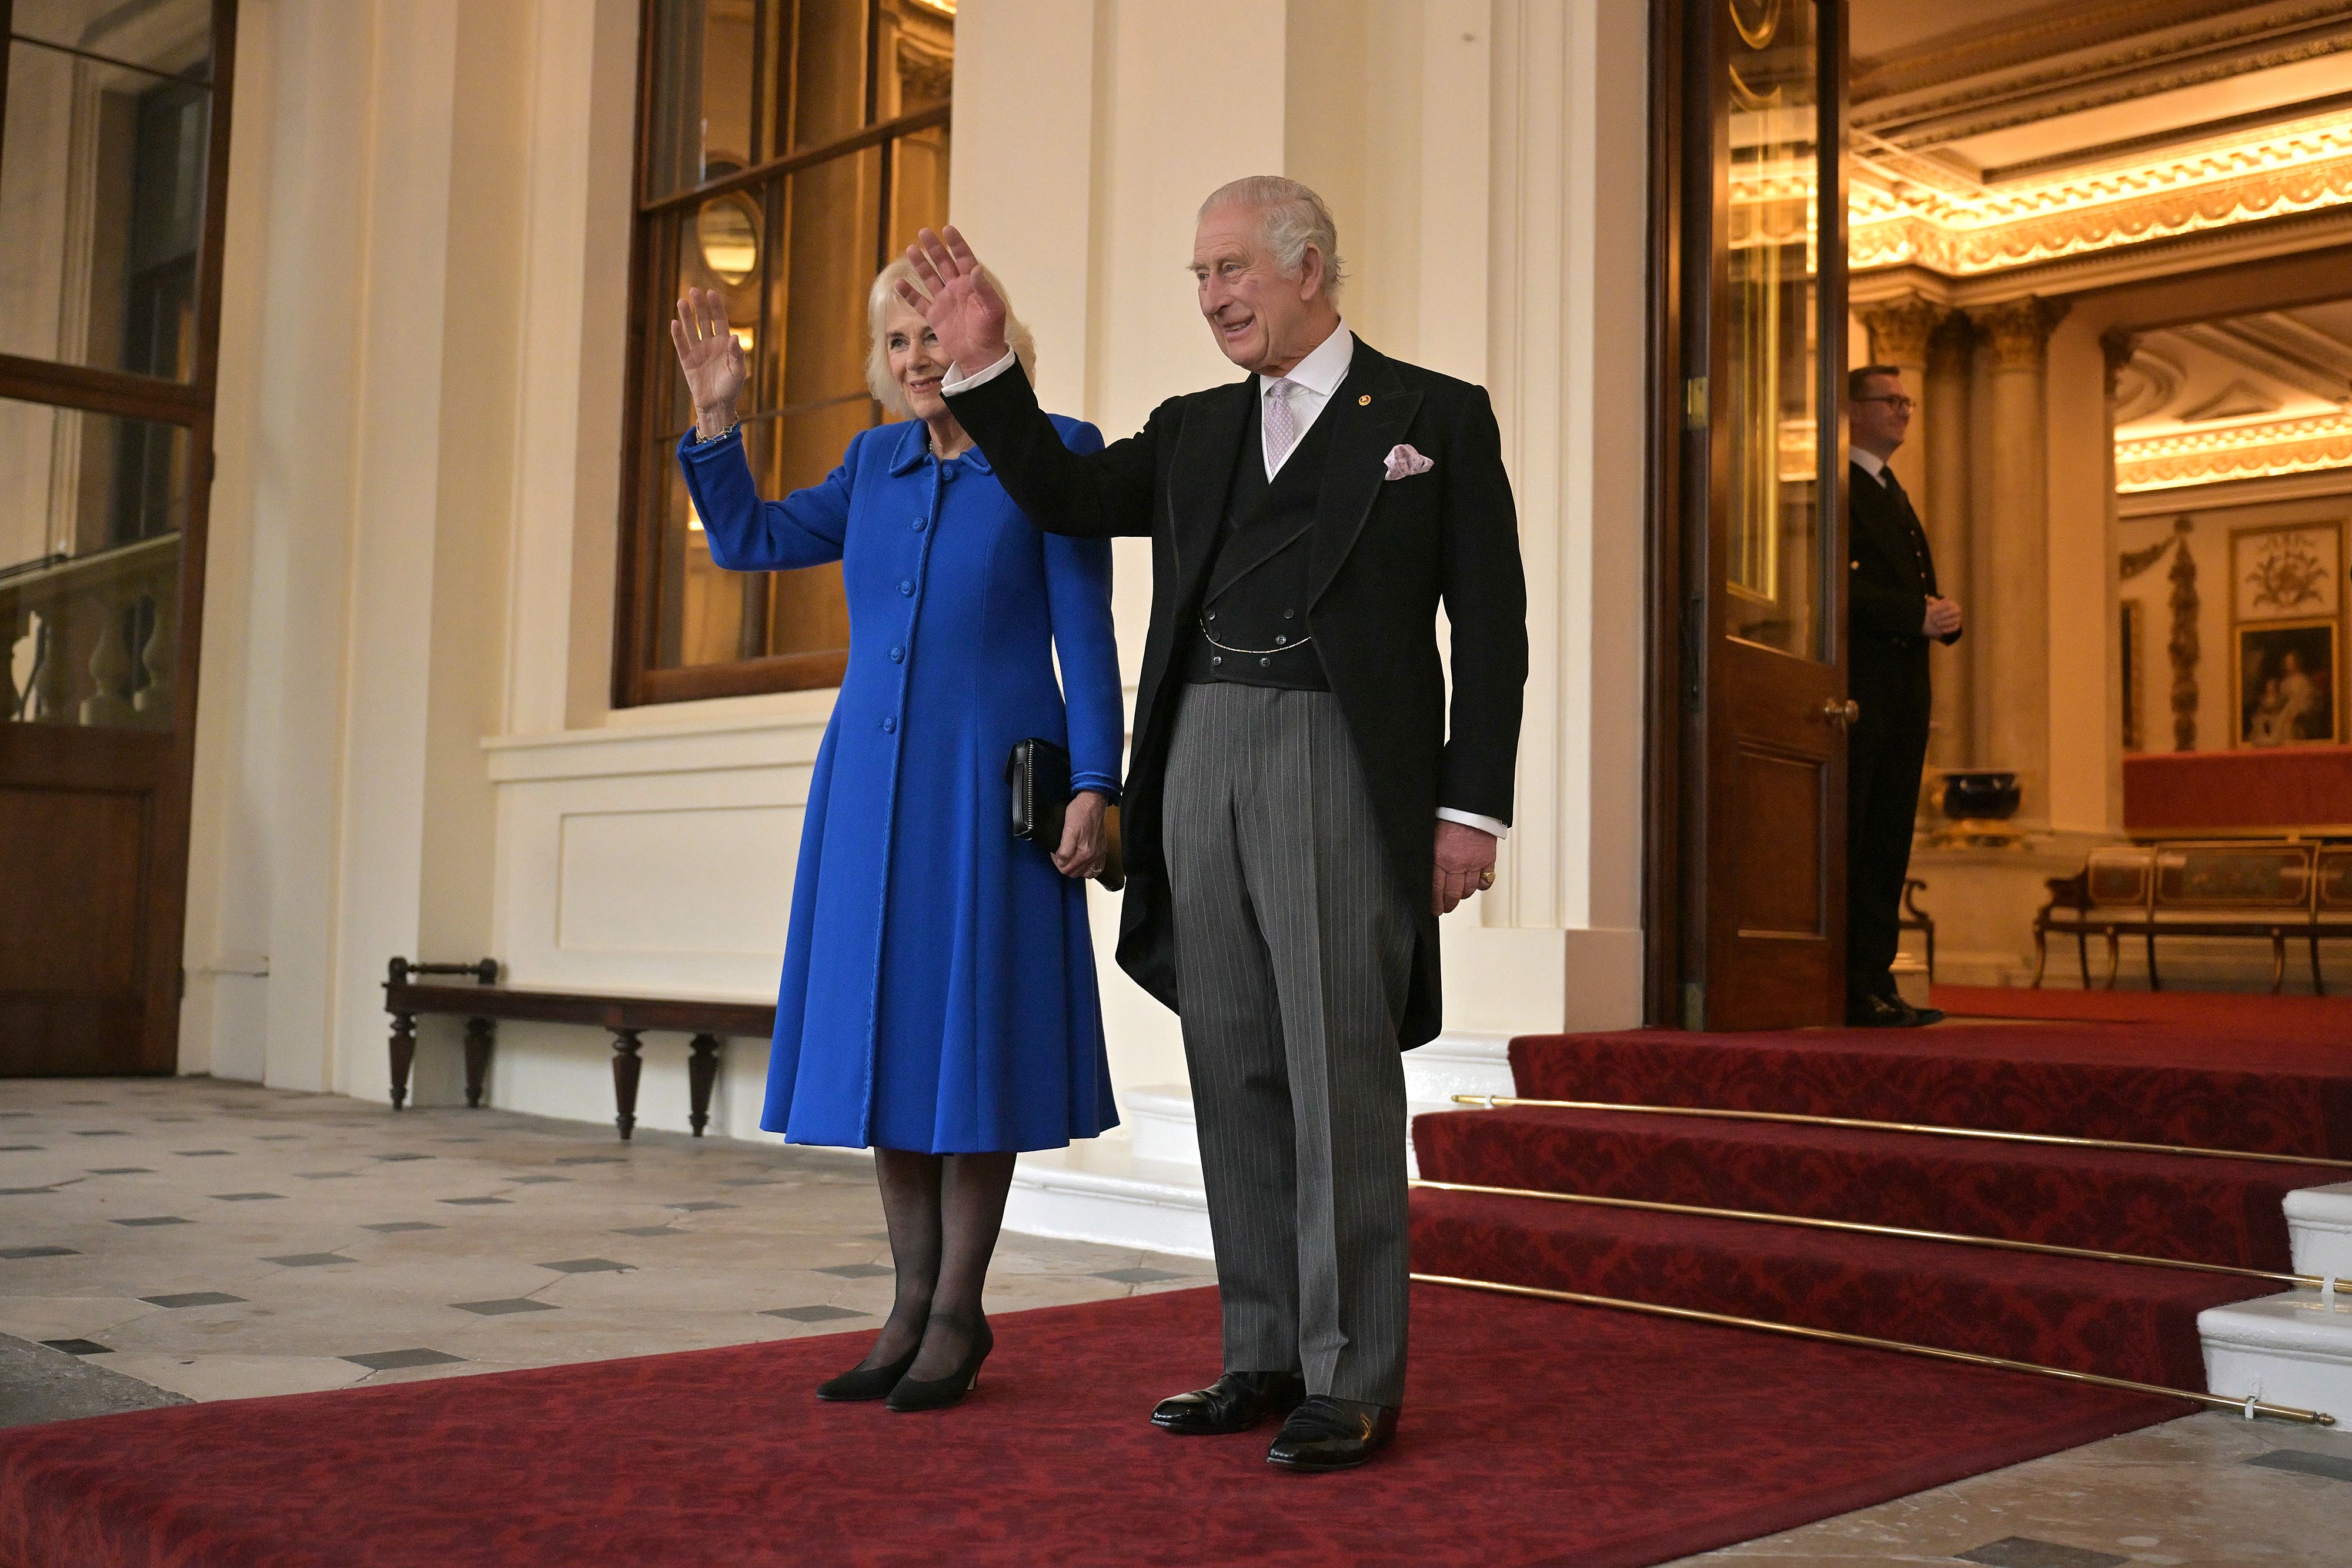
[900,178,1526,1472]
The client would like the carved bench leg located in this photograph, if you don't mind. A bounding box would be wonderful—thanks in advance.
[688,1034,721,1138]
[2143,928,2160,992]
[389,1011,417,1111]
[2313,930,2327,998]
[2076,930,2090,989]
[2270,931,2287,995]
[463,1018,495,1108]
[2103,930,2122,991]
[612,1029,644,1141]
[2031,924,2049,988]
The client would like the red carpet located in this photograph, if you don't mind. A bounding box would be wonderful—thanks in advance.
[0,1284,2179,1568]
[1412,1024,2347,1406]
[1935,982,2352,1034]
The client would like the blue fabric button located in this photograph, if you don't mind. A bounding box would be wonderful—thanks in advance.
[882,716,897,733]
[899,580,914,596]
[912,517,927,531]
[890,646,905,663]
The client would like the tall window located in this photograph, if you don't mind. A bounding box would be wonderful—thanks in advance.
[616,0,954,706]
[1,0,229,733]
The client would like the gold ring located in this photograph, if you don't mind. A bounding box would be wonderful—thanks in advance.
[1478,868,1496,890]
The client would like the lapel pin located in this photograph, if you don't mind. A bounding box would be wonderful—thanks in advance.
[1358,394,1371,406]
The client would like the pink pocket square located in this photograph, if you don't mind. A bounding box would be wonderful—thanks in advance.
[1383,443,1434,481]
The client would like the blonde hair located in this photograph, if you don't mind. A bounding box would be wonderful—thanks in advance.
[867,258,1037,416]
[1197,176,1346,299]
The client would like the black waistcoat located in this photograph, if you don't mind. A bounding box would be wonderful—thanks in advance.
[1179,389,1335,691]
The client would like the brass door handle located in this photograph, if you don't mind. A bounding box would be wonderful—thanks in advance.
[1822,698,1860,728]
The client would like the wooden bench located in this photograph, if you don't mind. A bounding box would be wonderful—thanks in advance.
[2033,841,2352,993]
[382,957,776,1140]
[1899,877,1937,982]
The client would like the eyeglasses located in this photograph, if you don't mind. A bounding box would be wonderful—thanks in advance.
[1854,394,1915,412]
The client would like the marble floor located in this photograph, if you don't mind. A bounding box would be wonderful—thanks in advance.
[4,1076,2348,1567]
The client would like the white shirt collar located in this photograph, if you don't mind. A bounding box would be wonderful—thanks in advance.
[1850,447,1890,482]
[1259,321,1354,397]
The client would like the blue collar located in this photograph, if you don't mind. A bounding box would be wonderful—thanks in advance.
[887,419,993,477]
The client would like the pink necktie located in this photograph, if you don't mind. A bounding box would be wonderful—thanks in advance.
[1264,379,1298,472]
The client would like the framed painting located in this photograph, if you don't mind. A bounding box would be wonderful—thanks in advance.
[2234,618,2338,748]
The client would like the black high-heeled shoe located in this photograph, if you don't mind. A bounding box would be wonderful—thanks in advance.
[815,1340,921,1402]
[885,1316,993,1412]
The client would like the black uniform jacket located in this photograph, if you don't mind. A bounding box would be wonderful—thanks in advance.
[946,339,1528,1049]
[1848,459,1959,731]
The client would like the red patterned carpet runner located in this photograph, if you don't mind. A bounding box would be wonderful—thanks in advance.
[6,1014,2341,1567]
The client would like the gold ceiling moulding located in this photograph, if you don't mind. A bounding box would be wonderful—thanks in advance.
[1851,123,2352,278]
[2117,411,2352,493]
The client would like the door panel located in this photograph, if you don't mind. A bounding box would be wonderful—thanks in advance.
[1675,0,1851,1031]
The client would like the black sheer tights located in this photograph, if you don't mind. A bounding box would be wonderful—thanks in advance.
[860,1149,1016,1382]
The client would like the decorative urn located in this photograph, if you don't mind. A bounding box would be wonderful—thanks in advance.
[1939,770,2022,823]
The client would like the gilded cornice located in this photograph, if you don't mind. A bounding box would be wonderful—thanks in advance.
[1852,125,2352,277]
[2116,410,2352,490]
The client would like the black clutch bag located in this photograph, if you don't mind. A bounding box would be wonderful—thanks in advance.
[1008,737,1124,891]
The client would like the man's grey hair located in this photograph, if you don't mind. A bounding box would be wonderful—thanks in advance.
[1198,176,1347,299]
[867,258,1036,416]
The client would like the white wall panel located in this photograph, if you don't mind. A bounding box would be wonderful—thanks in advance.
[556,804,800,955]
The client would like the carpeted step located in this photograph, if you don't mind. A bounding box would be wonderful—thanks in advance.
[1412,1105,2331,1272]
[1508,1026,2352,1159]
[1409,1183,2260,1392]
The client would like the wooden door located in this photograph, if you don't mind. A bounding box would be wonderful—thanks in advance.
[1668,0,1852,1030]
[0,0,238,1075]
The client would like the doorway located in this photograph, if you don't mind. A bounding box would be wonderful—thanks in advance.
[1647,0,1855,1031]
[0,0,239,1075]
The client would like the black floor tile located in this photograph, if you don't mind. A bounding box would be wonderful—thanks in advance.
[112,1216,192,1227]
[39,1339,111,1356]
[0,1145,43,1152]
[539,1258,631,1273]
[211,1192,285,1202]
[142,1291,249,1309]
[1090,1266,1183,1283]
[613,1225,684,1237]
[2249,1447,2352,1483]
[670,1201,736,1212]
[71,1131,125,1138]
[0,1188,52,1196]
[86,1167,153,1175]
[0,1246,78,1259]
[1957,1539,2129,1568]
[763,1305,866,1322]
[262,1252,353,1268]
[815,1262,892,1279]
[172,1150,235,1158]
[440,1196,512,1206]
[372,1154,433,1162]
[342,1348,465,1371]
[450,1298,558,1316]
[360,1222,446,1233]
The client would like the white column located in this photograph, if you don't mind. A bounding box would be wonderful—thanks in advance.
[1965,295,2069,830]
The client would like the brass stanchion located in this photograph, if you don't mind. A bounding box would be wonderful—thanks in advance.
[1410,1272,2337,1426]
[1409,1177,2321,1288]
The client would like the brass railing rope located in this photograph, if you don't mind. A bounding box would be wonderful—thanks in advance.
[1408,1177,2321,1288]
[1449,1095,2352,1171]
[1410,1272,2337,1427]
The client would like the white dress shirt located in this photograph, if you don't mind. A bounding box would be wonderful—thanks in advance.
[1850,447,1891,485]
[944,327,1508,845]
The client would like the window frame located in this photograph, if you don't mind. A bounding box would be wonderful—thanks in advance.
[611,0,952,710]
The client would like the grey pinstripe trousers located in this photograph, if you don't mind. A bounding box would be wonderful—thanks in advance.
[1162,682,1415,1406]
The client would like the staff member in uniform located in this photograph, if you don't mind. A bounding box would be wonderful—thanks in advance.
[1846,364,1961,1028]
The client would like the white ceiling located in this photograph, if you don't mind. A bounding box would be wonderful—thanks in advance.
[2117,301,2352,438]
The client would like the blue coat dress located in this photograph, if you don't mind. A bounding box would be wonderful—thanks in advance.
[677,416,1122,1154]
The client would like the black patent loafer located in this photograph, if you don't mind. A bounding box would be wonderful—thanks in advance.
[1151,1369,1307,1435]
[1846,992,1913,1028]
[1265,1395,1398,1472]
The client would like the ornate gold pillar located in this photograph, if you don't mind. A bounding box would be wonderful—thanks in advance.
[1964,295,2070,828]
[1922,312,1975,770]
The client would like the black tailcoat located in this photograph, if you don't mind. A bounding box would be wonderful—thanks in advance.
[946,339,1528,1048]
